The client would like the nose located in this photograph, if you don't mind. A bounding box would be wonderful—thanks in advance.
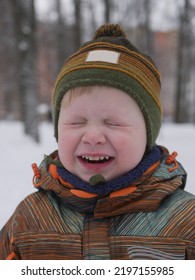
[82,126,106,145]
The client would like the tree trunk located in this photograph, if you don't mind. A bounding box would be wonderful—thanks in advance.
[103,0,111,23]
[0,0,19,120]
[143,0,153,55]
[10,0,39,142]
[73,0,82,49]
[174,0,192,123]
[56,0,66,71]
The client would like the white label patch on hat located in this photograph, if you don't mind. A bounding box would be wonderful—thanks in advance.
[86,50,120,64]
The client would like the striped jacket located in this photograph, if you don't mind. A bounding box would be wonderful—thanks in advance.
[0,149,195,260]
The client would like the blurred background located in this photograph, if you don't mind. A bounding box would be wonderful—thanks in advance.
[1,0,195,138]
[0,0,195,227]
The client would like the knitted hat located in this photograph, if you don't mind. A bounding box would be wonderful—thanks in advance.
[52,23,162,150]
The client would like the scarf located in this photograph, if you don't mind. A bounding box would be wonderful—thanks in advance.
[56,146,161,196]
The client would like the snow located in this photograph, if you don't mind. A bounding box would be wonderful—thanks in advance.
[0,121,195,229]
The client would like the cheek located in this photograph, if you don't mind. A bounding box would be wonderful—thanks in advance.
[113,130,146,162]
[58,131,75,167]
[111,132,135,150]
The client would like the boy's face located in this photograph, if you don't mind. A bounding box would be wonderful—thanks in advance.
[58,86,147,182]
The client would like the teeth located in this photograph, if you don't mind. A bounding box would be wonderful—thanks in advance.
[81,155,110,161]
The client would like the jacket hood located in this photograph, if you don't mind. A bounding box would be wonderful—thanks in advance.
[32,147,187,218]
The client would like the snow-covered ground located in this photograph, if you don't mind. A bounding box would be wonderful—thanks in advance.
[0,121,195,229]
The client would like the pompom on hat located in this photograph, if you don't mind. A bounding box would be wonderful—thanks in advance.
[52,23,162,150]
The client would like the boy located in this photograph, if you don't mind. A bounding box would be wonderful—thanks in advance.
[0,23,195,260]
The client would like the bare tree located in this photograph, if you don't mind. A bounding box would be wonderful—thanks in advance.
[73,0,82,49]
[143,0,153,55]
[103,0,111,23]
[56,0,66,71]
[174,0,193,123]
[55,0,75,68]
[116,0,154,56]
[10,0,39,142]
[0,0,19,120]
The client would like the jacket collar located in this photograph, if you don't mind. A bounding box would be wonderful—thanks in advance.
[33,147,187,218]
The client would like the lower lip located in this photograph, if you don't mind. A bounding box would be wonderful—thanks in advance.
[77,157,114,171]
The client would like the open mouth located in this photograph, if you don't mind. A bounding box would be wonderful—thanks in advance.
[79,155,114,164]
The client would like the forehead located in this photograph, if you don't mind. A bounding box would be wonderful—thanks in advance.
[61,85,137,108]
[61,86,92,108]
[60,86,144,121]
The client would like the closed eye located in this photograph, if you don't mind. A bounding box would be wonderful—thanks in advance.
[63,118,87,126]
[71,122,86,125]
[106,123,121,127]
[105,121,131,127]
[64,122,86,126]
